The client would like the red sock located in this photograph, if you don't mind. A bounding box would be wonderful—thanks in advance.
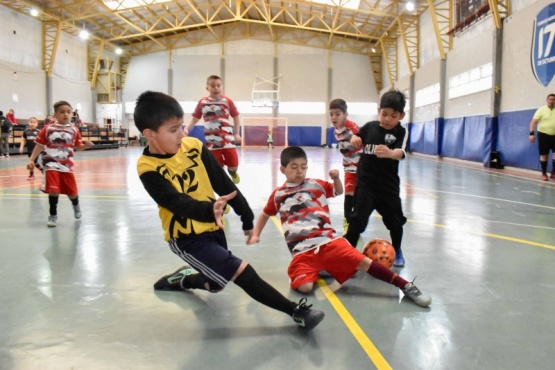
[367,262,409,289]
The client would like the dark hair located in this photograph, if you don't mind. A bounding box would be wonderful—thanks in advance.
[379,89,406,113]
[134,91,184,132]
[547,94,555,99]
[280,146,307,167]
[0,111,3,116]
[207,75,222,83]
[53,101,72,112]
[329,98,348,113]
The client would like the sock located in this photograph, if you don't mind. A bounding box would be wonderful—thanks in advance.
[541,160,548,175]
[70,196,79,206]
[48,195,58,216]
[367,262,409,289]
[29,171,33,176]
[182,273,208,290]
[390,227,403,251]
[344,195,354,220]
[234,264,297,316]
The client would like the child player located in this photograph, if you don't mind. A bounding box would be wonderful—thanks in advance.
[19,117,43,180]
[247,146,431,307]
[343,89,409,267]
[27,101,94,227]
[329,99,362,232]
[134,91,325,330]
[185,75,242,184]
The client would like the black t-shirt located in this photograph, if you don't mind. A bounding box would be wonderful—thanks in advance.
[356,121,407,193]
[23,128,41,151]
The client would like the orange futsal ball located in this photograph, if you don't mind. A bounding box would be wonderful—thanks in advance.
[362,238,396,268]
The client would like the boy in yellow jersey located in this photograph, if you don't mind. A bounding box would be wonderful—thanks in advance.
[134,91,324,330]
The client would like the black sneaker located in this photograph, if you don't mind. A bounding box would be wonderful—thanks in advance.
[153,265,194,290]
[291,298,325,330]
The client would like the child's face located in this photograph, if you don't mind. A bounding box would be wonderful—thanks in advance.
[280,157,308,184]
[145,117,186,155]
[329,108,347,129]
[378,108,405,130]
[54,105,73,125]
[28,119,38,129]
[206,78,223,99]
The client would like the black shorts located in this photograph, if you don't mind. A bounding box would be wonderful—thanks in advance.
[538,132,555,156]
[169,229,243,291]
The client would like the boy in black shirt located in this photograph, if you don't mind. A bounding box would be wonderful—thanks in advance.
[19,117,43,180]
[344,90,409,267]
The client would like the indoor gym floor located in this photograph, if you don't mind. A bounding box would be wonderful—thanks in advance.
[0,146,554,370]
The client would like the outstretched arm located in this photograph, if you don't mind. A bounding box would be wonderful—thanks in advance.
[329,169,343,196]
[247,213,270,245]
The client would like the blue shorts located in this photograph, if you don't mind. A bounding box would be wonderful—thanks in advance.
[169,229,243,291]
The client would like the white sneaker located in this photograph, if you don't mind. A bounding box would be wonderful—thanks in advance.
[47,215,58,227]
[402,282,432,307]
[73,205,82,219]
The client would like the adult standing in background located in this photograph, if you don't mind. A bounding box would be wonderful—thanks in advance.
[6,109,17,125]
[0,111,13,158]
[529,93,555,181]
[72,109,80,125]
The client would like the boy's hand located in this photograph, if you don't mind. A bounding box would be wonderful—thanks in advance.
[26,161,34,171]
[234,134,242,144]
[246,233,260,245]
[374,144,391,158]
[329,169,340,180]
[350,135,362,146]
[83,141,94,148]
[214,191,237,228]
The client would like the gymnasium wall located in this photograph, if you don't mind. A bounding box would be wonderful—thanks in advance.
[405,0,552,172]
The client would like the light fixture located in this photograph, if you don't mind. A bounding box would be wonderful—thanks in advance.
[371,47,376,53]
[30,8,39,17]
[79,29,89,40]
[115,48,123,55]
[405,1,415,11]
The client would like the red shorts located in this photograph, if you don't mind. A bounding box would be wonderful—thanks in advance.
[210,148,239,168]
[288,238,365,289]
[41,170,78,196]
[344,172,357,194]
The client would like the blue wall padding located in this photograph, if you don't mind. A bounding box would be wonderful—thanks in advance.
[497,109,538,170]
[188,126,205,142]
[327,127,338,147]
[288,126,322,146]
[411,119,440,155]
[408,121,424,153]
[462,115,493,164]
[440,117,465,159]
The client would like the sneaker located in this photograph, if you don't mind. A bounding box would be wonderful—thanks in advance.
[402,281,432,307]
[73,205,82,219]
[342,218,349,234]
[230,171,240,184]
[393,248,405,267]
[5,154,9,158]
[47,215,57,227]
[27,175,34,180]
[291,298,325,330]
[541,174,548,181]
[153,265,194,290]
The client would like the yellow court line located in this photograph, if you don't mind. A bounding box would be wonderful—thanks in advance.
[317,279,392,370]
[269,215,390,368]
[407,218,555,250]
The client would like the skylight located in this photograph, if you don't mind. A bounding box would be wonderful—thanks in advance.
[104,0,171,11]
[308,0,360,11]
